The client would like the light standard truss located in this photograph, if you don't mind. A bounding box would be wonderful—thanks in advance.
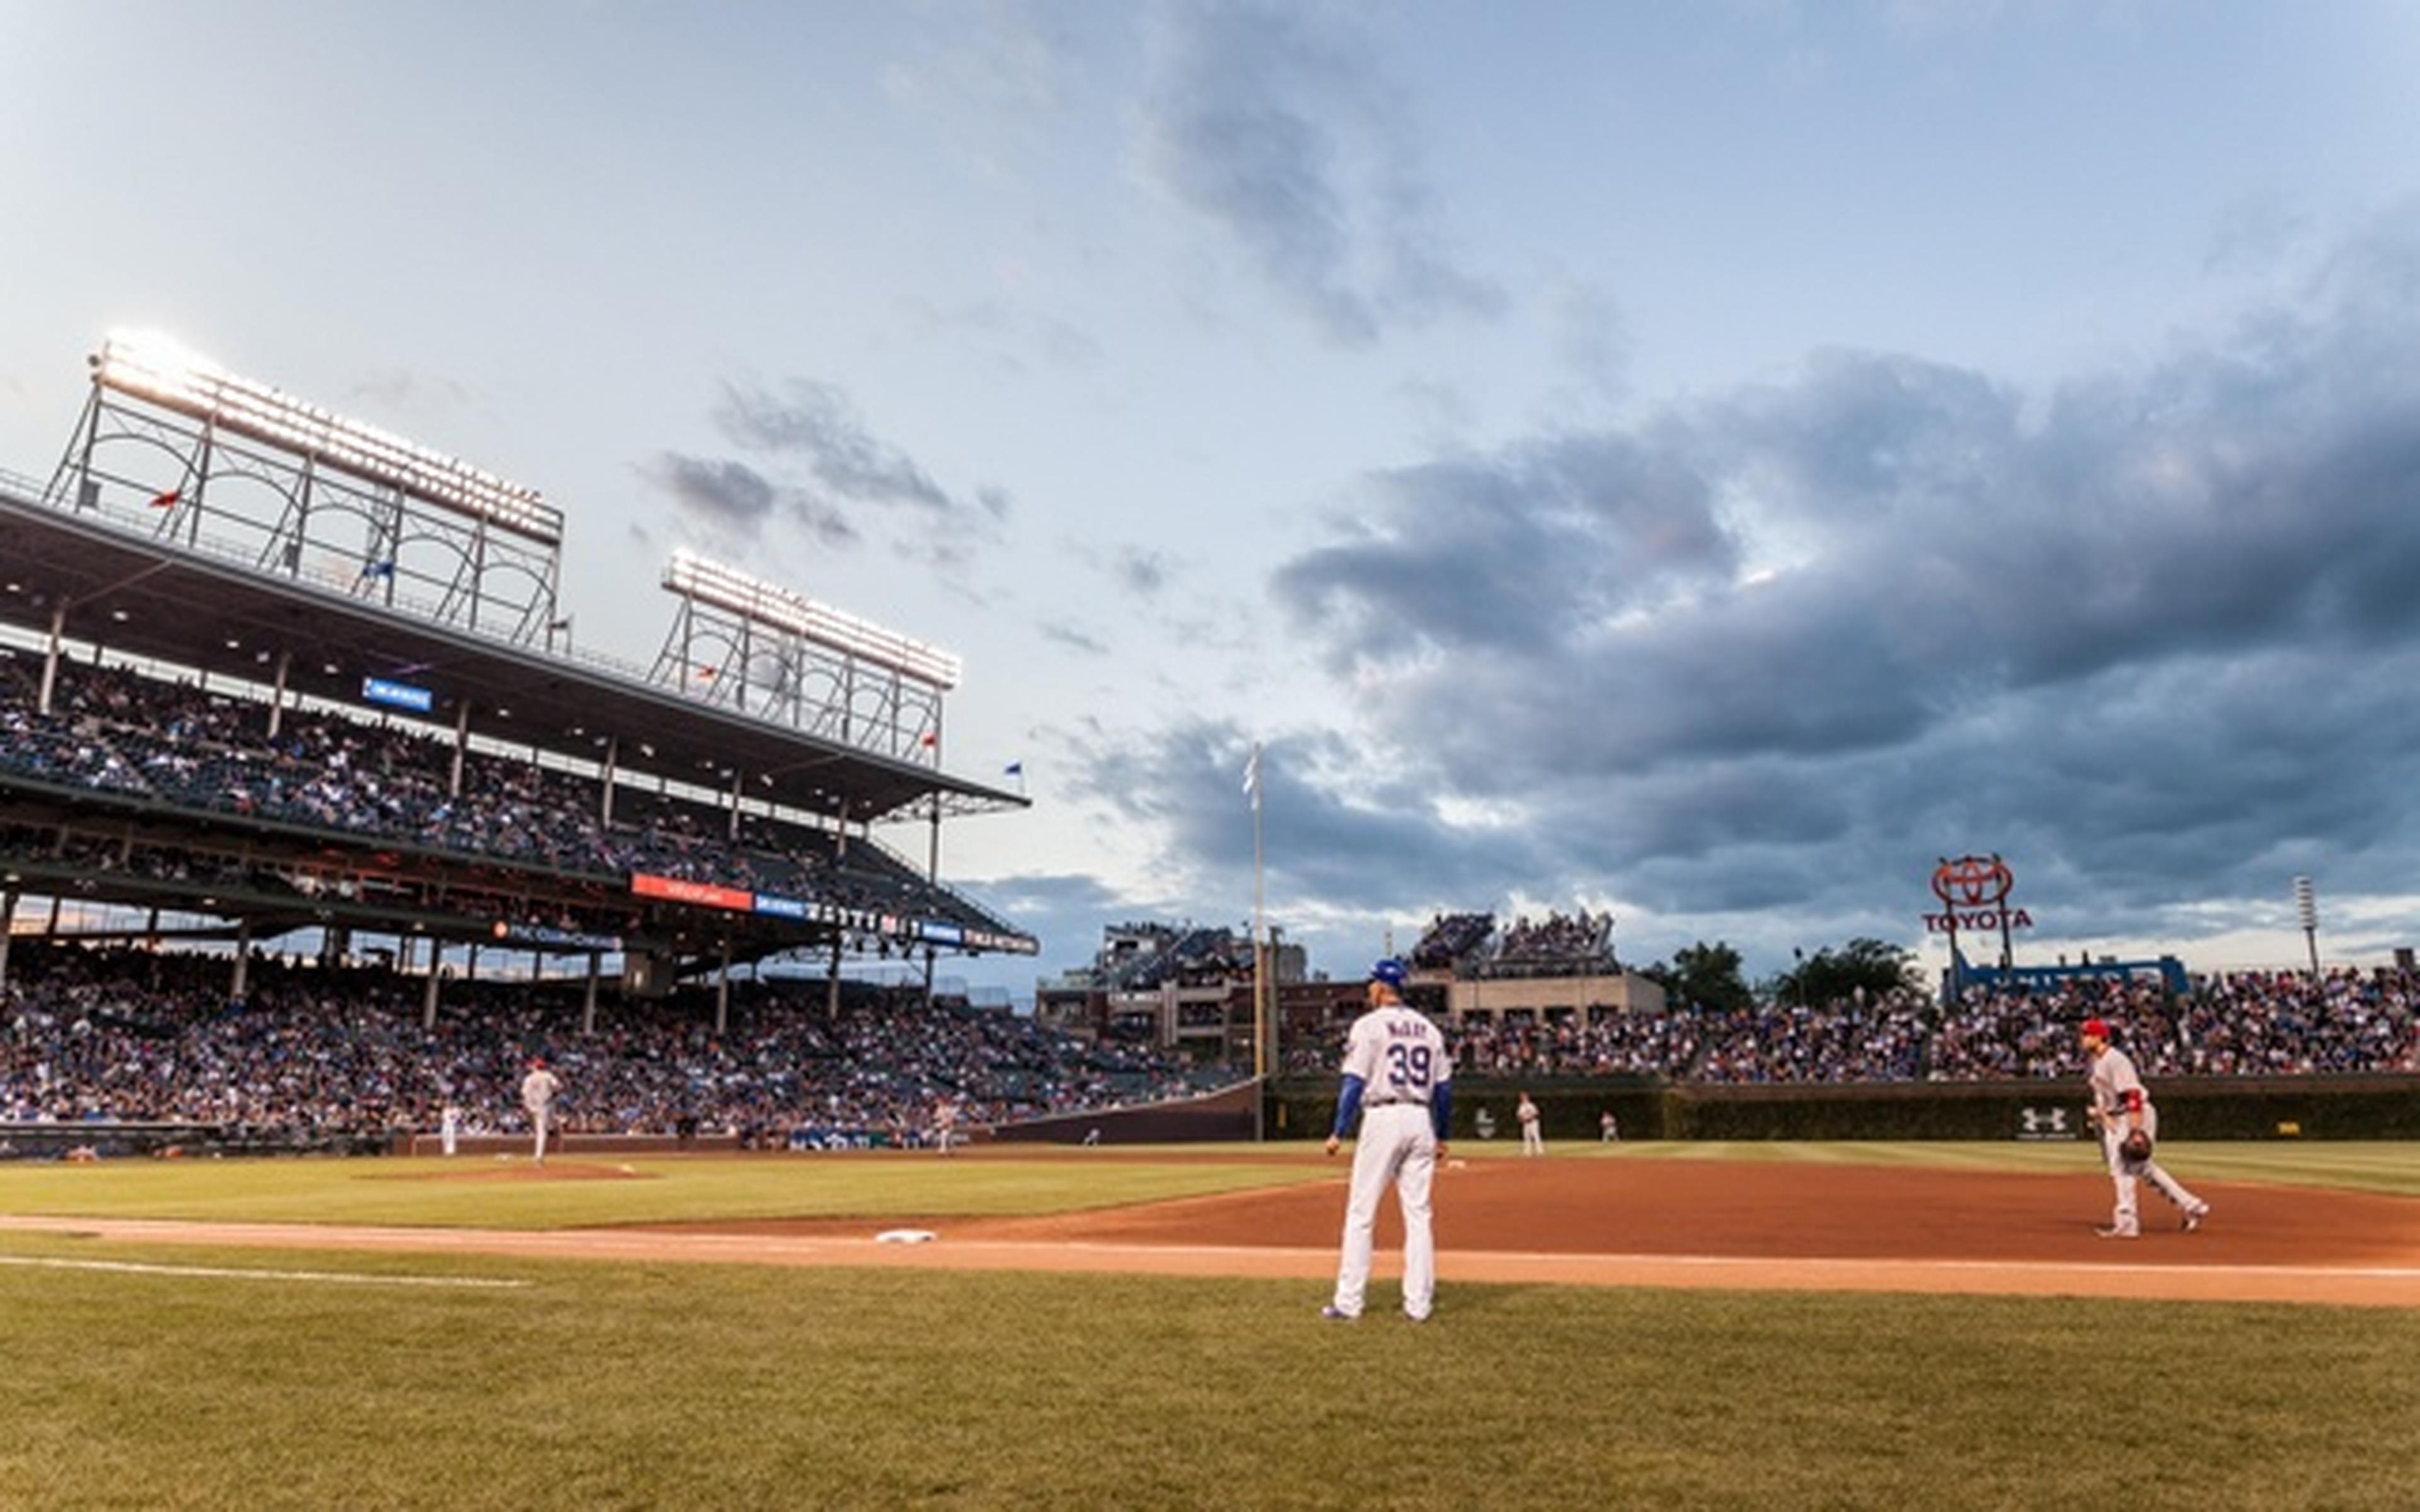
[47,332,565,645]
[651,549,957,761]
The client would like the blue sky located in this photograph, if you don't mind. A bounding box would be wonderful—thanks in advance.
[6,1,2420,998]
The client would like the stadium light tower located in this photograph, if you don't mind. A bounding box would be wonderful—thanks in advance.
[88,331,562,545]
[662,549,959,689]
[653,549,959,762]
[54,331,566,644]
[2293,875,2320,979]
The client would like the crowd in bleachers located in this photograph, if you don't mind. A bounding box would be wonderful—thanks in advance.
[1405,907,1619,981]
[0,942,1219,1145]
[1492,909,1613,966]
[1100,925,1252,991]
[1927,969,2420,1079]
[0,651,1006,932]
[1286,970,2417,1082]
[4,940,2412,1157]
[1409,912,1492,970]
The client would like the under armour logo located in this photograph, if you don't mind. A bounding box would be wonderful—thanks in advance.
[2020,1106,2070,1135]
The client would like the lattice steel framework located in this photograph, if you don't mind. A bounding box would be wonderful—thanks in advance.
[649,550,954,763]
[46,334,565,646]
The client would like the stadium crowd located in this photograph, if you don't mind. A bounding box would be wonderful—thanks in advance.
[4,939,2412,1157]
[1286,971,2416,1082]
[0,652,1003,932]
[0,942,1218,1145]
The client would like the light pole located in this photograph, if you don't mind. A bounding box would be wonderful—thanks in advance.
[2293,876,2320,979]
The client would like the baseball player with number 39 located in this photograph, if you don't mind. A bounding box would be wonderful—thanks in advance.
[1322,958,1453,1323]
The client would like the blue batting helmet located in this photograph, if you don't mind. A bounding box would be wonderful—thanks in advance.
[1369,958,1408,988]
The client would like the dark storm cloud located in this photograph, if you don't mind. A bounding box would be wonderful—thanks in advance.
[684,376,1008,568]
[1145,1,1501,345]
[952,873,1131,978]
[1274,430,1738,664]
[643,453,859,549]
[1066,718,1545,918]
[1235,209,2420,970]
[713,378,954,514]
[648,453,775,530]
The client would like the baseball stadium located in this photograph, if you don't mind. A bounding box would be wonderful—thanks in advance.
[4,341,2418,1509]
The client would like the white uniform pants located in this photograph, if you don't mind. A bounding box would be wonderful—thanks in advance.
[1521,1120,1543,1156]
[2101,1107,2201,1231]
[529,1106,551,1164]
[1331,1104,1439,1320]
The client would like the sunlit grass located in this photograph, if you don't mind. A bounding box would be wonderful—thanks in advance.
[0,1234,2411,1511]
[0,1150,1338,1229]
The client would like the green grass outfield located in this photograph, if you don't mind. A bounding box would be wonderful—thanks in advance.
[3,1142,2416,1509]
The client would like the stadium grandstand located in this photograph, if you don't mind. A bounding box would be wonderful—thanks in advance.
[1395,905,1663,1025]
[1,334,1059,1149]
[1271,967,2418,1083]
[1035,920,1307,1063]
[0,938,1228,1157]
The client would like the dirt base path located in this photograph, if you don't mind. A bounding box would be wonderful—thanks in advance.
[8,1158,2417,1307]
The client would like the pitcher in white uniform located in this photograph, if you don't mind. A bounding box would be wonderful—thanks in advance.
[1322,958,1453,1322]
[2082,1017,2210,1238]
[520,1057,562,1167]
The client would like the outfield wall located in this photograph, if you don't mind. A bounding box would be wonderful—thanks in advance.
[989,1080,1260,1143]
[1267,1075,2420,1142]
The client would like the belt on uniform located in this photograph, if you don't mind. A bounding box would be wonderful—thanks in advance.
[1364,1098,1424,1108]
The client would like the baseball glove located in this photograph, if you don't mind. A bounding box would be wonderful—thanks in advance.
[2118,1128,2153,1163]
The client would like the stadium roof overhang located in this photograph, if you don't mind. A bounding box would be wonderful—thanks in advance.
[0,484,1025,825]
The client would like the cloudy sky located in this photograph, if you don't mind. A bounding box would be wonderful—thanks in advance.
[6,1,2420,999]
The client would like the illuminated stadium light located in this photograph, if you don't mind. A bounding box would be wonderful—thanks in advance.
[91,330,563,547]
[664,548,962,690]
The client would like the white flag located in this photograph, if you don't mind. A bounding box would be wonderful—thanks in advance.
[1242,742,1262,807]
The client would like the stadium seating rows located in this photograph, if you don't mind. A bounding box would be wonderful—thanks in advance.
[1284,971,2417,1081]
[0,653,1010,932]
[0,942,1219,1141]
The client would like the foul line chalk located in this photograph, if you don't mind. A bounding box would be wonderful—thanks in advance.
[0,1254,533,1288]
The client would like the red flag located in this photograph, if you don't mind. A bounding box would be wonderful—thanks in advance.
[694,665,719,680]
[149,488,180,508]
[919,731,938,748]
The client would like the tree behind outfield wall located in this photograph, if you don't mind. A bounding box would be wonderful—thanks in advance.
[1770,937,1923,1008]
[1641,941,1754,1015]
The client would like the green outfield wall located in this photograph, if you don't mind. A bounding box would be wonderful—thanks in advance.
[1266,1075,2420,1143]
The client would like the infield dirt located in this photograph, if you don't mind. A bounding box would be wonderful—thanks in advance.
[11,1154,2413,1307]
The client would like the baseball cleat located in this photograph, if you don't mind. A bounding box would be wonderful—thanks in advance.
[1319,1305,1357,1321]
[2182,1204,2210,1232]
[2094,1224,2140,1240]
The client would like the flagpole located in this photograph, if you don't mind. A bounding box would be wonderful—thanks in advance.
[1250,742,1267,1142]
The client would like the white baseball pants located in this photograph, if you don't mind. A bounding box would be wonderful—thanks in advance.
[1330,1104,1439,1320]
[2102,1107,2201,1232]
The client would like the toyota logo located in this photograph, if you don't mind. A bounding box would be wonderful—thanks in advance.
[1932,854,2013,908]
